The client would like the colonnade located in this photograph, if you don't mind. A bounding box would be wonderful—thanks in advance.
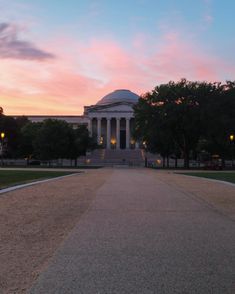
[88,117,135,149]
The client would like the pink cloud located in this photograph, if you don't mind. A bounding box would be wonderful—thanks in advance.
[1,28,235,115]
[146,32,221,81]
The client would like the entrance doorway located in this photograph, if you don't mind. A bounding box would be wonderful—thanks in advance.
[120,130,126,149]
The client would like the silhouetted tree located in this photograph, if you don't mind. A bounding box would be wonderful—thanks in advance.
[134,79,222,168]
[0,115,19,157]
[33,119,72,162]
[18,121,42,161]
[199,81,235,165]
[69,125,96,166]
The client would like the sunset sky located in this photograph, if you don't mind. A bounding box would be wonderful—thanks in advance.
[1,0,235,115]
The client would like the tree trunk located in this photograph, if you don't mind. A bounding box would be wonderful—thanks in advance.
[144,156,147,167]
[167,156,169,168]
[197,157,200,168]
[184,152,190,169]
[175,158,178,168]
[221,157,225,169]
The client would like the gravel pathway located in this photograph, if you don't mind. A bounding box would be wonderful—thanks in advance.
[29,168,235,294]
[0,169,111,293]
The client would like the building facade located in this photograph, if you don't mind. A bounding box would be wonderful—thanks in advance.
[28,89,140,150]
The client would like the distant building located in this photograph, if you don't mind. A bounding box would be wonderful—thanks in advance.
[28,89,140,150]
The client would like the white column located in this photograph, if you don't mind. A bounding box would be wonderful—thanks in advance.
[88,119,92,137]
[116,118,120,149]
[126,118,130,149]
[97,118,101,145]
[106,118,111,149]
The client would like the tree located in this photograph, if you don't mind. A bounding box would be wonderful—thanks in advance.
[18,120,95,165]
[0,115,19,157]
[33,119,72,162]
[133,94,175,167]
[18,121,42,161]
[0,112,29,158]
[134,79,217,168]
[15,116,29,130]
[200,81,235,165]
[68,125,96,166]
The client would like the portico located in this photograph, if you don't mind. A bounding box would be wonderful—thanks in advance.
[88,116,135,149]
[84,89,140,150]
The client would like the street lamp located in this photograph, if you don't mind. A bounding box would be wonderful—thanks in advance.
[0,132,5,166]
[229,134,234,168]
[142,141,148,167]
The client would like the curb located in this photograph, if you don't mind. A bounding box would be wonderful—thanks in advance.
[178,174,235,188]
[0,173,79,195]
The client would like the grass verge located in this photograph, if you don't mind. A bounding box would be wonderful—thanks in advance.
[180,172,235,184]
[0,170,76,189]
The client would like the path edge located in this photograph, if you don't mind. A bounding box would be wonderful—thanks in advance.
[177,173,235,188]
[0,173,79,195]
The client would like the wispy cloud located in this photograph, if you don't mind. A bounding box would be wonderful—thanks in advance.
[0,23,55,60]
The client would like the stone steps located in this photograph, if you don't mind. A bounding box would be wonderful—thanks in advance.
[82,149,145,166]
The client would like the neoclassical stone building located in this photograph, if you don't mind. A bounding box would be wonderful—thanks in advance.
[29,89,140,150]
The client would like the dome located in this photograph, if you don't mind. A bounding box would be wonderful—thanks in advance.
[96,89,139,105]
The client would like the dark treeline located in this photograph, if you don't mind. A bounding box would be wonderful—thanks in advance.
[134,79,235,168]
[0,111,96,165]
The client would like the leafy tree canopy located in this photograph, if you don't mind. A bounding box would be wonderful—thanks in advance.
[134,79,235,168]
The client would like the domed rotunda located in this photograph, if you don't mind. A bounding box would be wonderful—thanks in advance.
[84,89,140,150]
[96,89,139,105]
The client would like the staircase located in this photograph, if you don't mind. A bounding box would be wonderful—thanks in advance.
[79,149,145,166]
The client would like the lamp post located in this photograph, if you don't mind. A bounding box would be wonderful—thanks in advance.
[143,141,148,167]
[0,132,5,166]
[229,134,234,168]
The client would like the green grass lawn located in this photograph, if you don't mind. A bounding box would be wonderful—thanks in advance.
[180,172,235,184]
[0,170,76,189]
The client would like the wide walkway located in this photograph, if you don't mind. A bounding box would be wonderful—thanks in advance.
[30,168,235,294]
